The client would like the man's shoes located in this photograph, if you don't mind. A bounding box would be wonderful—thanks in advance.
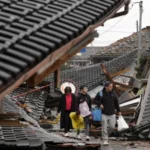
[103,140,109,146]
[86,136,90,140]
[64,133,69,137]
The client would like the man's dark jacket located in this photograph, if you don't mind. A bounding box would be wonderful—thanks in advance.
[94,88,120,115]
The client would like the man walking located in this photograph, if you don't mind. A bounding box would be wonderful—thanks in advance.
[94,81,121,145]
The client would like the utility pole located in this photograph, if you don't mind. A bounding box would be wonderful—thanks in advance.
[136,20,138,34]
[137,1,143,67]
[136,20,139,55]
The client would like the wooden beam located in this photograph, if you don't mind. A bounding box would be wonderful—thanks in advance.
[114,81,133,88]
[116,86,128,91]
[54,69,61,89]
[27,39,93,86]
[120,108,136,114]
[110,68,130,78]
[0,100,3,113]
[101,63,120,96]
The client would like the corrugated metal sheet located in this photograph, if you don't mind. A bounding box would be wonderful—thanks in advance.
[137,73,150,124]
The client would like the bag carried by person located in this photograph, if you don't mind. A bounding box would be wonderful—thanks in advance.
[92,91,103,121]
[117,116,129,131]
[79,101,91,117]
[92,106,102,121]
[70,112,84,129]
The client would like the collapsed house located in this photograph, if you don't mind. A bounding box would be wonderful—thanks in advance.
[0,0,132,149]
[119,59,150,140]
[1,0,150,149]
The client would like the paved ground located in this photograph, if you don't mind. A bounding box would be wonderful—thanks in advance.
[101,145,146,150]
[101,145,149,150]
[50,110,150,150]
[100,141,150,150]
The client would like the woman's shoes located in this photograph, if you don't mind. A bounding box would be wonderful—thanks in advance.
[76,134,81,139]
[64,133,90,141]
[86,136,90,140]
[103,140,109,146]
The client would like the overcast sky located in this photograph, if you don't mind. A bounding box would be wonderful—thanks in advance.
[88,0,149,47]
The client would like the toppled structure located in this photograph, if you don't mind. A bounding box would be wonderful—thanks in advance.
[1,96,100,150]
[120,73,150,140]
[0,0,130,100]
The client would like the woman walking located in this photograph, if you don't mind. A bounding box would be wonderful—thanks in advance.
[76,86,92,140]
[57,86,76,137]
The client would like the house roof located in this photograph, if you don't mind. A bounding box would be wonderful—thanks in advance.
[0,0,130,99]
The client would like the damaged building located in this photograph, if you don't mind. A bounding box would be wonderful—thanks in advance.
[1,0,150,150]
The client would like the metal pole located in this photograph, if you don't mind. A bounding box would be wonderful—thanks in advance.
[136,20,139,56]
[136,20,139,34]
[137,1,143,67]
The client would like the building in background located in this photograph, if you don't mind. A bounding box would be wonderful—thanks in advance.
[69,47,103,67]
[67,26,150,67]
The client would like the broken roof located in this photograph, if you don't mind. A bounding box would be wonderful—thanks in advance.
[0,0,130,99]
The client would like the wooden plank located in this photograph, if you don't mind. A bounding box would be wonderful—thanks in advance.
[101,64,120,96]
[0,100,3,113]
[54,69,61,89]
[0,120,26,127]
[116,86,128,91]
[114,81,132,88]
[111,68,130,78]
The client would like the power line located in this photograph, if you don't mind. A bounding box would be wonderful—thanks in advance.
[97,30,134,33]
[93,40,116,42]
[91,2,138,47]
[99,16,126,37]
[98,3,136,37]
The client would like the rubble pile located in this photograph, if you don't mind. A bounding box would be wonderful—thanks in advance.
[9,88,48,120]
[0,96,100,150]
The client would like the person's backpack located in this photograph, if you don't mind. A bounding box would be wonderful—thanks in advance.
[92,91,103,122]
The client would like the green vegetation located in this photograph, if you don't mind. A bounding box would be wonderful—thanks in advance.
[135,57,147,78]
